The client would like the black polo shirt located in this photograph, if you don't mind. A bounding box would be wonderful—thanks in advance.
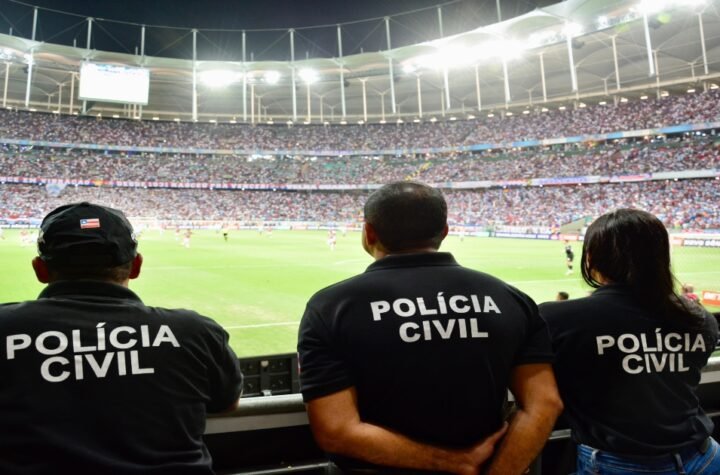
[540,284,718,456]
[0,280,243,474]
[298,252,553,452]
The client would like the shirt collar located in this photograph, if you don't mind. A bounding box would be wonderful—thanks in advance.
[365,252,459,273]
[38,280,143,303]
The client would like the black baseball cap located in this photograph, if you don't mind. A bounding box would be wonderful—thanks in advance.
[38,202,138,266]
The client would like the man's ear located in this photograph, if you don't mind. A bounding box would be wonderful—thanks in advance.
[129,253,143,280]
[441,224,449,240]
[363,222,379,247]
[32,257,50,284]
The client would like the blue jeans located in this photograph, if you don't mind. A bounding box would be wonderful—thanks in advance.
[575,438,720,474]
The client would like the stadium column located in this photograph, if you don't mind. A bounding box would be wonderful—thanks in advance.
[251,83,255,123]
[380,91,386,122]
[306,81,311,123]
[385,17,396,115]
[242,31,247,123]
[82,17,93,114]
[337,25,346,120]
[360,78,368,122]
[502,58,510,105]
[139,25,145,119]
[57,84,62,112]
[565,22,578,93]
[475,64,481,111]
[641,12,656,77]
[698,12,709,76]
[69,73,75,114]
[443,67,451,110]
[539,52,547,103]
[3,62,9,108]
[24,7,38,108]
[416,74,423,118]
[611,36,621,91]
[437,6,443,38]
[290,29,297,122]
[192,29,198,122]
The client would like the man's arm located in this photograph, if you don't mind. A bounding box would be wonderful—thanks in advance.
[485,363,563,475]
[306,387,507,475]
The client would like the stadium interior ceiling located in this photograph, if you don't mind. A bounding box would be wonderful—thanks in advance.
[0,0,718,123]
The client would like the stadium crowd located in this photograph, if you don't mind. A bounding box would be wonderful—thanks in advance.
[0,89,718,150]
[1,179,718,229]
[0,136,717,185]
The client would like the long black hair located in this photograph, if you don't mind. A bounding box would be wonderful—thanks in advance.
[581,209,703,327]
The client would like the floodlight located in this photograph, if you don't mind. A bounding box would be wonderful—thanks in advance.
[429,117,437,122]
[449,116,457,121]
[620,97,628,102]
[558,106,567,110]
[200,70,242,88]
[340,120,347,125]
[487,113,495,118]
[264,70,281,85]
[599,101,607,105]
[522,109,530,114]
[298,68,319,84]
[397,118,404,124]
[640,95,648,100]
[379,119,387,124]
[152,116,159,120]
[563,22,583,38]
[505,111,513,116]
[402,63,417,74]
[112,114,119,118]
[467,114,476,119]
[597,16,609,28]
[413,118,421,123]
[357,120,364,124]
[578,103,587,108]
[710,83,719,90]
[687,88,696,93]
[174,118,181,122]
[209,119,217,123]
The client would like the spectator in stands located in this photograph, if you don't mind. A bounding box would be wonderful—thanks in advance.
[540,209,720,474]
[682,283,700,302]
[556,291,569,301]
[0,202,243,474]
[298,182,563,474]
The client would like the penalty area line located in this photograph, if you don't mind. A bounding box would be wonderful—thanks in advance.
[224,321,299,330]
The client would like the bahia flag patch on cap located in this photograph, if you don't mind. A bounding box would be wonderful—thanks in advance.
[80,218,101,229]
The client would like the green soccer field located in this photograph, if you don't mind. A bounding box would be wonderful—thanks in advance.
[1,229,718,357]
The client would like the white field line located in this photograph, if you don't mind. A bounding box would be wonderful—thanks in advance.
[225,321,299,330]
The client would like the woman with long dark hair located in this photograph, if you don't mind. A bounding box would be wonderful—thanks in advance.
[541,209,719,474]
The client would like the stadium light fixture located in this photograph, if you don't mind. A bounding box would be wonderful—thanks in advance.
[522,109,530,115]
[264,70,281,85]
[286,120,293,125]
[687,88,696,93]
[152,116,160,120]
[200,70,242,88]
[339,120,347,125]
[558,106,566,110]
[597,16,609,29]
[357,120,364,125]
[505,111,513,116]
[620,97,628,102]
[640,95,648,100]
[402,63,417,74]
[541,107,549,112]
[578,103,587,108]
[173,117,181,122]
[660,91,670,97]
[379,119,387,124]
[429,117,437,122]
[397,118,404,124]
[413,118,421,123]
[267,119,274,124]
[298,68,319,84]
[487,113,495,118]
[209,119,217,123]
[229,119,237,124]
[563,22,583,38]
[449,116,457,121]
[467,114,476,119]
[710,83,719,90]
[599,101,607,105]
[112,114,119,118]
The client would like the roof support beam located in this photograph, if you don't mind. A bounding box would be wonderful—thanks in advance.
[641,12,656,77]
[337,25,346,119]
[385,17,396,115]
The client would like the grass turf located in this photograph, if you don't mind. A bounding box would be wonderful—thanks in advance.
[1,229,718,357]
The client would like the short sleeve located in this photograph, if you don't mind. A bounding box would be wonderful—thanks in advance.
[514,294,554,366]
[297,303,354,402]
[204,323,243,413]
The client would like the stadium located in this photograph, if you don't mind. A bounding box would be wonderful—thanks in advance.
[0,0,719,473]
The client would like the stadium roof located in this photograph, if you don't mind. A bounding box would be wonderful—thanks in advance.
[0,0,718,123]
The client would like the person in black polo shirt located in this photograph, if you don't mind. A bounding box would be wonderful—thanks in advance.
[540,209,720,474]
[298,182,563,474]
[0,202,243,475]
